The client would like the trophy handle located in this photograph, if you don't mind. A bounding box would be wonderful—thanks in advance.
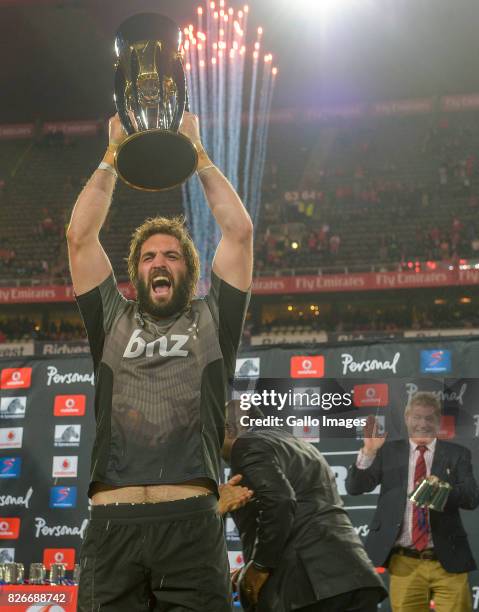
[170,55,187,133]
[129,51,147,131]
[114,66,136,136]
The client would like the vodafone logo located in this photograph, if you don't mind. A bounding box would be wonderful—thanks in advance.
[227,550,244,569]
[290,356,325,378]
[52,456,78,478]
[44,546,76,569]
[0,517,20,539]
[353,384,389,407]
[0,427,23,449]
[1,368,32,389]
[54,395,86,417]
[438,415,456,440]
[293,423,320,443]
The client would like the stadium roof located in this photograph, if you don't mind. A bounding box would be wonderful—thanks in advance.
[1,0,479,122]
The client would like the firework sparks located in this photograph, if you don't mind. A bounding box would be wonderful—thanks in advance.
[182,1,277,279]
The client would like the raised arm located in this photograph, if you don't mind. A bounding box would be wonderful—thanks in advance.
[179,112,253,291]
[346,416,386,495]
[67,115,126,295]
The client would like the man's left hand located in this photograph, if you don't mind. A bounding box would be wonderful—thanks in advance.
[239,561,270,606]
[179,111,201,145]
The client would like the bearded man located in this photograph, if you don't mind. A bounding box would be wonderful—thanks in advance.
[67,112,253,611]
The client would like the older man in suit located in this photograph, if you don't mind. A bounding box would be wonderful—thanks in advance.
[222,401,387,612]
[346,391,479,611]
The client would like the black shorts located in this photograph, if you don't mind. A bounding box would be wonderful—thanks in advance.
[78,494,231,612]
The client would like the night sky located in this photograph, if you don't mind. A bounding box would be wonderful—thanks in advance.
[1,0,479,122]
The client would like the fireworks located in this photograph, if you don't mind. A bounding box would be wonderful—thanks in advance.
[181,1,277,279]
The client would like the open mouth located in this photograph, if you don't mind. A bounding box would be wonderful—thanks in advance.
[151,275,172,297]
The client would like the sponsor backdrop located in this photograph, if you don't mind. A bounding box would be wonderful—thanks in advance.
[1,339,479,610]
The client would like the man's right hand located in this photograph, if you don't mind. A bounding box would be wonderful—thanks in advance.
[218,474,253,515]
[362,415,387,456]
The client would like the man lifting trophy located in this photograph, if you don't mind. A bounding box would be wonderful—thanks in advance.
[113,13,198,191]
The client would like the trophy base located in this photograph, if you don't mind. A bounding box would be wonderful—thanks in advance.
[115,130,198,192]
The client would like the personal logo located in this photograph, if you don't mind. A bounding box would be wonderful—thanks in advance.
[0,367,32,390]
[354,524,370,537]
[52,456,78,478]
[420,349,452,374]
[54,425,81,447]
[43,548,76,570]
[235,357,260,379]
[405,382,467,406]
[290,356,325,378]
[54,395,86,417]
[123,329,190,358]
[0,427,23,449]
[474,415,479,438]
[0,396,26,419]
[341,353,400,376]
[353,384,389,407]
[50,487,77,509]
[46,366,94,386]
[0,457,21,479]
[0,518,20,539]
[34,517,88,539]
[0,486,33,509]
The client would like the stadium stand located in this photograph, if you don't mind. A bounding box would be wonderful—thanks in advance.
[2,110,479,344]
[256,113,479,274]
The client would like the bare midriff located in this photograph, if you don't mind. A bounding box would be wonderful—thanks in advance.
[91,478,216,505]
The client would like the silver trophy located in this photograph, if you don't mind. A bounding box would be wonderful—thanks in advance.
[113,13,198,191]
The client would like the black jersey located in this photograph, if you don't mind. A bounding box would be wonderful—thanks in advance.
[76,271,250,497]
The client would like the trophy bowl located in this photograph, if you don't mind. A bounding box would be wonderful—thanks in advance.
[114,13,198,191]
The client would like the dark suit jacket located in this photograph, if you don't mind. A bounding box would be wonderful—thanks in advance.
[230,428,386,612]
[345,439,479,573]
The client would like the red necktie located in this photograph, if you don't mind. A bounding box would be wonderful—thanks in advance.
[412,445,429,551]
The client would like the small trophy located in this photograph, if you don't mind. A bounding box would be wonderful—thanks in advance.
[73,563,81,584]
[49,562,67,585]
[113,13,198,191]
[409,477,451,512]
[4,562,24,584]
[29,563,46,584]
